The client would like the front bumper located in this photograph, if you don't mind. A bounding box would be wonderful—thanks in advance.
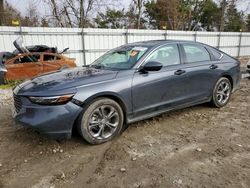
[12,95,82,139]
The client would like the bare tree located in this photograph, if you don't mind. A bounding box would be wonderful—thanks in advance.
[22,2,40,27]
[132,0,145,29]
[157,0,186,30]
[187,0,209,31]
[79,0,95,27]
[47,0,65,27]
[0,1,23,26]
[44,0,109,27]
[219,0,227,31]
[0,0,3,25]
[218,0,244,31]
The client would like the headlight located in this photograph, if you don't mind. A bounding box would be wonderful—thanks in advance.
[28,94,74,105]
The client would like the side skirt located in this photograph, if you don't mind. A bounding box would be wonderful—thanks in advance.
[127,98,211,124]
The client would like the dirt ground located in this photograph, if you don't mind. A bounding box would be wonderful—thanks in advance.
[0,72,250,188]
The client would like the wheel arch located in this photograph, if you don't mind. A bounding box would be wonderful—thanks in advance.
[72,92,129,133]
[220,74,234,89]
[86,93,128,123]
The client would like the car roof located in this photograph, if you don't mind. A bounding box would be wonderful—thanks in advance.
[123,40,204,48]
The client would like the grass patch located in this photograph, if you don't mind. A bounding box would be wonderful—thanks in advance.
[0,80,24,89]
[0,84,13,89]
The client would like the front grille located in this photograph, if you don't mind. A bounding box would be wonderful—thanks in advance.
[13,94,22,113]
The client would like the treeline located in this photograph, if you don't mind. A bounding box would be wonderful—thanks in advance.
[0,0,250,32]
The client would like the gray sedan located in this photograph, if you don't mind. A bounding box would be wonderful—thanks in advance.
[12,40,241,144]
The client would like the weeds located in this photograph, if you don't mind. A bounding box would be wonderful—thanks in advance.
[0,80,24,89]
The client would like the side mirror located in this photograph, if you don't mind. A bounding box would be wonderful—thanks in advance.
[140,61,163,72]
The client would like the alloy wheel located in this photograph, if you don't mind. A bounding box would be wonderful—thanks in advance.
[216,81,231,105]
[88,105,119,140]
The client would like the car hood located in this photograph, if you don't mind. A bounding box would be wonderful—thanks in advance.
[15,67,118,96]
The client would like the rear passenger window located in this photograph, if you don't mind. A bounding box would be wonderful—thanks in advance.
[183,44,210,63]
[44,55,61,61]
[210,48,223,60]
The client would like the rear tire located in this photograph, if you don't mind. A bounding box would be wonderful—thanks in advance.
[77,98,124,145]
[211,77,232,108]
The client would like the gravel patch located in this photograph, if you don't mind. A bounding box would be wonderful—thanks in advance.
[0,89,13,106]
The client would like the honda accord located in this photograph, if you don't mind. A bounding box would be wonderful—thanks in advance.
[12,40,241,144]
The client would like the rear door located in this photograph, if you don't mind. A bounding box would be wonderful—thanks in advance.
[5,54,42,80]
[132,44,190,118]
[179,43,220,101]
[41,53,62,73]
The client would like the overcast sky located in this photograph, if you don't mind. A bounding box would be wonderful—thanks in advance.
[7,0,48,16]
[6,0,250,17]
[6,0,130,16]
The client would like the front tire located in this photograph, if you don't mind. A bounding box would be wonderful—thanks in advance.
[211,77,232,108]
[77,98,124,145]
[0,72,5,85]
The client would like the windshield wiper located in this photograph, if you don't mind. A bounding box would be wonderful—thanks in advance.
[82,65,90,67]
[91,64,105,69]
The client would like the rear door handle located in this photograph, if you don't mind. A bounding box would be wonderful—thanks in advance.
[174,69,186,75]
[209,64,218,70]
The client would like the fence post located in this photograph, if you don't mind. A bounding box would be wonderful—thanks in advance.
[124,29,128,44]
[164,30,167,40]
[81,29,86,65]
[237,32,242,58]
[19,25,23,38]
[194,31,197,42]
[217,32,221,49]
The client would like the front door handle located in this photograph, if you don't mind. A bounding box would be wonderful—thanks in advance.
[174,69,186,75]
[209,64,218,70]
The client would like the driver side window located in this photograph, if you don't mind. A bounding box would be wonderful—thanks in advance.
[146,44,180,67]
[14,54,40,64]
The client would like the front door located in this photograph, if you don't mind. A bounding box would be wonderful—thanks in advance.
[5,54,42,80]
[132,44,190,118]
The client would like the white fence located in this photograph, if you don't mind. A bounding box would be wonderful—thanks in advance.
[0,26,250,66]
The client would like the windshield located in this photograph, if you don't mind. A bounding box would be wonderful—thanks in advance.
[90,46,148,70]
